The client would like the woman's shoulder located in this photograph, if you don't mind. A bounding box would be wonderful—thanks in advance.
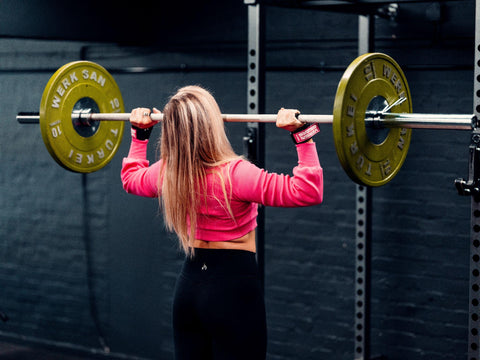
[226,157,250,171]
[225,157,263,182]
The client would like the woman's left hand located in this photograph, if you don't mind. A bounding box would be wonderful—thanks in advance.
[130,107,161,129]
[276,108,303,132]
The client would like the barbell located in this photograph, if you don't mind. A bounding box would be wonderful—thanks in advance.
[17,53,475,186]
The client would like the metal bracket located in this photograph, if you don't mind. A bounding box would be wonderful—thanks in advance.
[455,125,480,196]
[243,127,258,166]
[376,3,399,21]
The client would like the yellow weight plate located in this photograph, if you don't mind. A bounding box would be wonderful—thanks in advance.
[333,53,412,187]
[39,61,124,173]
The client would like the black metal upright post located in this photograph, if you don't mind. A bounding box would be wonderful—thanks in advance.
[453,2,480,358]
[244,0,266,291]
[468,1,480,358]
[355,13,375,360]
[467,141,480,360]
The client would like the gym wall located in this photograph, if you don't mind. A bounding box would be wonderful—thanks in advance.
[0,1,475,359]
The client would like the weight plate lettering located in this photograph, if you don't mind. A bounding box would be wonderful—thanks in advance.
[333,53,412,187]
[39,61,125,173]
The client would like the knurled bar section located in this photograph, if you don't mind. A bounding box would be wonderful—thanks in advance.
[355,185,371,360]
[470,2,480,359]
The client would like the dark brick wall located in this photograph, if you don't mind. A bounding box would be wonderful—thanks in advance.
[0,1,476,359]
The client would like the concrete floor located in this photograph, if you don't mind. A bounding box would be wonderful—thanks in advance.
[0,342,101,360]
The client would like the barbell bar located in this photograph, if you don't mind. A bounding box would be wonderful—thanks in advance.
[16,52,476,186]
[17,110,475,130]
[17,112,335,124]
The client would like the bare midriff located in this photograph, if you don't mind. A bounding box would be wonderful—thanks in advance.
[192,230,256,253]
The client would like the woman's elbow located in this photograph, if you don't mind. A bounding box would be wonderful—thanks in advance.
[304,173,324,205]
[316,189,324,204]
[292,183,323,206]
[314,174,324,204]
[121,179,134,194]
[305,187,323,205]
[120,170,137,195]
[294,168,323,206]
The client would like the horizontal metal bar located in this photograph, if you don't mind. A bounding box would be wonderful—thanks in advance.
[16,112,335,124]
[222,114,334,123]
[16,111,476,130]
[87,112,335,124]
[17,112,42,124]
[375,113,475,130]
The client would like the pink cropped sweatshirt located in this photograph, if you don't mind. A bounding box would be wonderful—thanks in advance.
[121,138,323,241]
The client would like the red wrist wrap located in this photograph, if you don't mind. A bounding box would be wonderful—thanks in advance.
[291,123,320,144]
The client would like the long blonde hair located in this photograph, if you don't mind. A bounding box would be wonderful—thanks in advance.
[159,85,240,256]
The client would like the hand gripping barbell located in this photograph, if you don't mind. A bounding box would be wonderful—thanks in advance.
[17,53,475,186]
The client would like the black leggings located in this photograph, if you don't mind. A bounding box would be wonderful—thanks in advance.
[173,248,267,360]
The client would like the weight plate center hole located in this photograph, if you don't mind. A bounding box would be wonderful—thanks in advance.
[72,97,100,138]
[365,96,391,145]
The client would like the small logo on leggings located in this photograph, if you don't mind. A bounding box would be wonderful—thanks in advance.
[201,263,207,271]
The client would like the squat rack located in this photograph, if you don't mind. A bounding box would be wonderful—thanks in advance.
[243,0,480,359]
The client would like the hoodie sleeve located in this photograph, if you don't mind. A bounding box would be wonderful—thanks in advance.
[120,138,163,198]
[230,142,323,207]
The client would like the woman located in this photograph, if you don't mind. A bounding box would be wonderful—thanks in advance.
[121,85,323,360]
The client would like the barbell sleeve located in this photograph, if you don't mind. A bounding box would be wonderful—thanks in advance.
[378,113,475,130]
[17,112,42,124]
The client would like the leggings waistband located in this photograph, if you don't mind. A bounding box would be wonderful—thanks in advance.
[182,248,258,277]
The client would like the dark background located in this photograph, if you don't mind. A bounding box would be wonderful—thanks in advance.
[0,0,475,359]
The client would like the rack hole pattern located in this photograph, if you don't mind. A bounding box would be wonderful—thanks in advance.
[355,185,370,359]
[471,196,480,360]
[248,48,257,111]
